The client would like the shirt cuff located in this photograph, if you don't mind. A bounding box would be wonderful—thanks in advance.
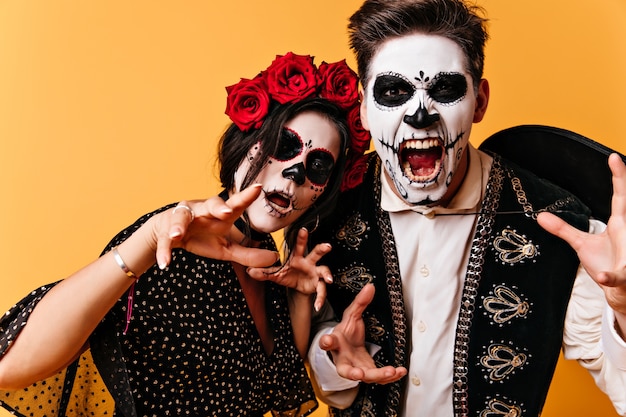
[601,305,626,370]
[308,326,382,391]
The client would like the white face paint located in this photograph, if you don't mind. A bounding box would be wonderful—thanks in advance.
[363,33,479,205]
[234,110,340,233]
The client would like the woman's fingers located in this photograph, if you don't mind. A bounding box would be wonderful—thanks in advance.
[168,201,196,239]
[317,265,333,284]
[307,242,332,264]
[155,233,174,270]
[151,184,266,268]
[215,184,263,219]
[228,244,280,268]
[314,277,327,311]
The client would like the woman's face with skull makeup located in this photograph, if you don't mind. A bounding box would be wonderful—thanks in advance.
[234,110,341,233]
[362,33,488,205]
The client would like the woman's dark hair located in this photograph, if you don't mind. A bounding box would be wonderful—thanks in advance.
[218,97,350,255]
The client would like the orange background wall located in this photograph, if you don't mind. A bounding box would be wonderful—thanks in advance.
[1,1,625,416]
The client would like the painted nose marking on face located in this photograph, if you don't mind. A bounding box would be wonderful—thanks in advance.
[403,105,440,129]
[282,162,306,185]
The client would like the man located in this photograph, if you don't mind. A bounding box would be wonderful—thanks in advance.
[307,0,626,416]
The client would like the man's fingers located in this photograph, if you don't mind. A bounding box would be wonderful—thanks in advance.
[344,284,375,318]
[609,153,626,217]
[319,333,340,352]
[335,363,365,381]
[359,366,408,384]
[334,363,407,384]
[537,211,585,251]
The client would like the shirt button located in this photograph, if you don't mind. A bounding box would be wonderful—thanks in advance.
[420,265,429,277]
[417,321,427,332]
[411,376,421,386]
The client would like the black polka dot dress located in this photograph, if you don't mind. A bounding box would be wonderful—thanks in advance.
[0,205,318,416]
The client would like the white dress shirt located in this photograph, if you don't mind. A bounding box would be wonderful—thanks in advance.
[308,145,626,416]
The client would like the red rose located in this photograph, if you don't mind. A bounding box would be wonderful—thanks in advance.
[341,152,369,192]
[263,52,319,104]
[318,60,359,111]
[346,104,371,154]
[225,76,271,131]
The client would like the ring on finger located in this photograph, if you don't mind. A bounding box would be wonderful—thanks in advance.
[173,204,195,222]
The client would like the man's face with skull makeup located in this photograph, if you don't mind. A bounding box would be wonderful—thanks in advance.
[362,33,489,205]
[234,110,340,233]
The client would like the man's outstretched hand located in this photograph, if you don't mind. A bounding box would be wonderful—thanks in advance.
[538,153,626,332]
[319,284,408,384]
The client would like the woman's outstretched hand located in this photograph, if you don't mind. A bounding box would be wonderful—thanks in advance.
[148,184,280,269]
[247,227,333,311]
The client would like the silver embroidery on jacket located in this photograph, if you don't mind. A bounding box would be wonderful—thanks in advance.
[373,158,407,416]
[453,158,504,417]
[336,265,373,292]
[493,228,539,265]
[483,285,530,325]
[480,343,528,382]
[479,398,523,417]
[365,316,386,343]
[336,213,368,250]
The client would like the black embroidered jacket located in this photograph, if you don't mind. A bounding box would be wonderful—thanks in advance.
[310,152,590,417]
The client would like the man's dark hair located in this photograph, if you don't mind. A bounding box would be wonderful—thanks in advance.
[348,0,489,89]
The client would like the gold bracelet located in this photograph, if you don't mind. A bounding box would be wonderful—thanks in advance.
[112,246,138,279]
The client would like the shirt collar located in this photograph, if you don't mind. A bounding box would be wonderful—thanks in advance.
[381,144,493,216]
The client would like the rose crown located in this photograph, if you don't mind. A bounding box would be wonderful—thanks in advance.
[224,52,371,191]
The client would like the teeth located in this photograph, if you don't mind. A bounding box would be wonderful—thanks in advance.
[403,139,439,150]
[403,160,442,182]
[401,139,442,182]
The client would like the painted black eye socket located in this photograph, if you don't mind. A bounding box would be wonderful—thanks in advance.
[373,74,415,107]
[305,150,335,185]
[273,128,303,161]
[428,73,467,104]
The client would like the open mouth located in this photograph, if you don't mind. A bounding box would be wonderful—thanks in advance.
[400,138,444,182]
[264,190,293,215]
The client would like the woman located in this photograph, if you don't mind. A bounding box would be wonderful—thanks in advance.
[0,52,369,416]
